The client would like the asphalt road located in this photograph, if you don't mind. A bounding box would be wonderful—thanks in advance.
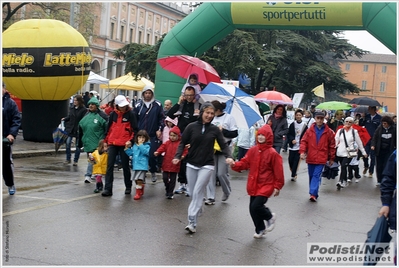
[2,150,392,266]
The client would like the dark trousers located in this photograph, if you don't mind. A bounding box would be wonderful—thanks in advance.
[249,196,273,234]
[149,137,161,174]
[163,171,177,196]
[237,147,248,161]
[348,165,360,179]
[362,142,376,174]
[376,149,391,183]
[288,150,300,177]
[336,156,352,183]
[178,158,187,184]
[2,144,14,187]
[104,145,132,193]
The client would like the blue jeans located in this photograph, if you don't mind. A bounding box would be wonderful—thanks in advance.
[85,152,93,178]
[65,136,81,162]
[307,164,324,198]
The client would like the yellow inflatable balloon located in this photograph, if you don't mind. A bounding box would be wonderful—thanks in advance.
[2,19,91,100]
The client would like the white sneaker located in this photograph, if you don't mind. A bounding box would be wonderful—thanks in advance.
[342,181,347,187]
[253,230,266,239]
[347,179,352,183]
[84,176,91,183]
[266,213,276,232]
[355,178,360,183]
[376,182,381,186]
[185,223,196,234]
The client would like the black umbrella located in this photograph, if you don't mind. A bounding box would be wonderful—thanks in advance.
[352,106,369,114]
[363,216,392,265]
[349,97,381,107]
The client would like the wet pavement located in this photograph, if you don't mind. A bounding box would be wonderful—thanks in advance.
[2,130,394,266]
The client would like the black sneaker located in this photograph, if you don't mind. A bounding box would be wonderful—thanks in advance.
[204,198,215,205]
[125,188,132,195]
[102,190,113,197]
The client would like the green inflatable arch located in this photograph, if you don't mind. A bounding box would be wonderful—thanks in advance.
[155,2,396,103]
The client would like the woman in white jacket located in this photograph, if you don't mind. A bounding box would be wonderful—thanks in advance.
[335,117,368,189]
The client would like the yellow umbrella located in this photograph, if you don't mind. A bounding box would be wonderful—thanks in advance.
[100,72,154,91]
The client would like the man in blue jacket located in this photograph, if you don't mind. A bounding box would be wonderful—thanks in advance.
[360,106,381,177]
[378,149,396,265]
[2,82,21,195]
[134,85,164,183]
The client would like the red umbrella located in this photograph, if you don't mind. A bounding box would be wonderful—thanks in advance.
[336,124,371,146]
[157,55,221,84]
[254,90,293,105]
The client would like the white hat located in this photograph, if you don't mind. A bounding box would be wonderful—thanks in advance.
[115,95,129,107]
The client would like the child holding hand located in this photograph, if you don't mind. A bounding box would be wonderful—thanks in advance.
[228,124,284,239]
[154,126,187,199]
[125,130,151,200]
[90,139,108,193]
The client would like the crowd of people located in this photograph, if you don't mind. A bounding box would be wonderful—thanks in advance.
[2,77,396,246]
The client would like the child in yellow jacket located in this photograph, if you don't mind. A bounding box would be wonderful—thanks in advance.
[89,139,108,193]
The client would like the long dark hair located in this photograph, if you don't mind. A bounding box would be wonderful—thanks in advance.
[272,104,287,118]
[134,129,150,143]
[74,94,85,108]
[211,100,226,112]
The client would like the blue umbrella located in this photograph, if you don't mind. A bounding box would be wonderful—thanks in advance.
[199,82,262,129]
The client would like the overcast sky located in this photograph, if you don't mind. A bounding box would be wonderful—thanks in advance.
[343,30,395,55]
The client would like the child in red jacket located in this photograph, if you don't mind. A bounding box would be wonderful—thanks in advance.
[154,126,188,199]
[228,124,284,239]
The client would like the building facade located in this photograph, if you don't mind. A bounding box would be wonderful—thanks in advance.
[339,54,397,113]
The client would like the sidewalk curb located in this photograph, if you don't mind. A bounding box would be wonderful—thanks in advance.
[13,149,68,159]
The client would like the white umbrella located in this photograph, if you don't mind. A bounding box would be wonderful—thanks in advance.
[200,82,262,129]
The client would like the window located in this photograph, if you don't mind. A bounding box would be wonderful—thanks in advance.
[138,31,142,43]
[147,33,150,44]
[110,22,115,39]
[155,36,158,43]
[129,28,134,43]
[120,25,124,42]
[382,66,387,73]
[380,82,386,92]
[361,80,367,90]
[156,17,159,24]
[140,11,144,18]
[345,64,350,71]
[363,65,368,72]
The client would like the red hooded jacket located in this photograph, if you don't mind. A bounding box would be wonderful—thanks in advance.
[231,124,284,198]
[155,126,188,173]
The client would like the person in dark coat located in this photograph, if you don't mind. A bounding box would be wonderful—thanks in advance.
[2,82,21,195]
[167,86,200,195]
[267,104,288,154]
[134,85,164,183]
[287,109,308,181]
[371,116,396,186]
[378,149,396,265]
[83,91,90,108]
[61,94,87,166]
[360,106,382,177]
